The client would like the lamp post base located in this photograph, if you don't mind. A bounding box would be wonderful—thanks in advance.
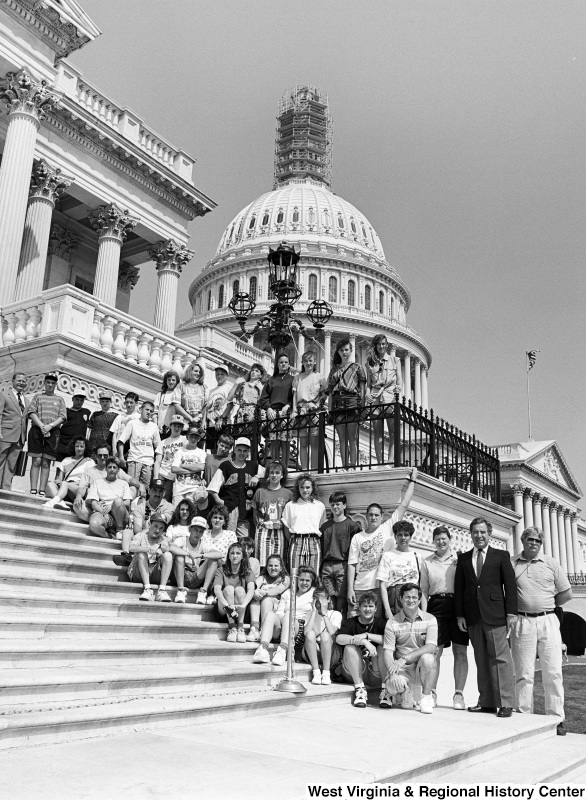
[274,678,307,694]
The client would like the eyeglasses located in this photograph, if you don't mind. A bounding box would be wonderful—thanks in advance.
[525,537,542,544]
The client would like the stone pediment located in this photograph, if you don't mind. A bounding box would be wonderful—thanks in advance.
[499,440,581,496]
[6,0,101,58]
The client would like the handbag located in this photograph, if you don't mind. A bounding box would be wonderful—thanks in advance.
[14,450,28,477]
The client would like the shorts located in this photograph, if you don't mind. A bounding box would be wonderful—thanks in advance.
[127,462,153,487]
[28,426,59,461]
[184,565,204,590]
[331,394,360,424]
[227,507,251,538]
[321,561,347,598]
[427,594,469,647]
[301,640,343,668]
[127,554,165,583]
[347,588,384,619]
[340,647,382,687]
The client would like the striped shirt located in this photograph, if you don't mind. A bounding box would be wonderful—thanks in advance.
[383,609,438,656]
[28,393,66,426]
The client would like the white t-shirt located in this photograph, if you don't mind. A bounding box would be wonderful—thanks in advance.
[118,419,160,466]
[58,456,93,485]
[110,411,140,445]
[206,384,230,423]
[312,609,343,640]
[166,523,193,549]
[86,478,132,511]
[376,549,420,586]
[155,434,188,480]
[155,386,182,431]
[281,499,327,535]
[276,588,315,622]
[200,529,237,560]
[347,514,398,591]
[171,446,207,495]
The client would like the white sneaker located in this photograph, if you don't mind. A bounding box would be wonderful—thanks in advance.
[196,590,207,605]
[252,645,270,664]
[155,589,171,602]
[226,628,238,643]
[174,589,187,604]
[42,498,57,508]
[206,595,217,606]
[271,647,286,666]
[236,628,246,643]
[321,672,332,685]
[353,686,367,707]
[400,688,414,709]
[379,687,394,708]
[139,587,154,602]
[420,694,434,714]
[453,691,466,710]
[311,670,322,685]
[246,627,260,642]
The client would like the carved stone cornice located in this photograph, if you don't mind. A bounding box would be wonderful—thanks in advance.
[149,240,194,275]
[511,483,525,495]
[0,1,100,58]
[0,70,58,120]
[90,204,138,243]
[117,261,140,292]
[47,223,79,261]
[29,159,72,203]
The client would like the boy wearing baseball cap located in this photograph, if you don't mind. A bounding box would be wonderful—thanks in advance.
[168,516,207,603]
[170,424,208,506]
[127,512,173,602]
[27,372,67,496]
[153,414,187,501]
[207,436,261,537]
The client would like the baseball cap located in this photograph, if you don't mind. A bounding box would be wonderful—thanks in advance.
[149,478,166,490]
[44,372,58,382]
[214,363,229,374]
[234,437,251,447]
[99,390,113,400]
[190,516,207,529]
[72,392,86,398]
[150,512,168,527]
[186,424,204,438]
[170,414,184,425]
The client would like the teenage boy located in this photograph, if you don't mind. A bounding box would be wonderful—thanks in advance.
[205,363,231,452]
[383,582,438,714]
[87,391,118,454]
[320,491,362,614]
[27,372,67,496]
[117,400,161,487]
[109,392,140,454]
[204,433,233,485]
[377,520,421,619]
[167,515,208,603]
[335,591,387,708]
[346,467,418,617]
[127,512,173,602]
[170,424,208,506]
[72,445,141,522]
[153,415,187,501]
[54,393,90,461]
[208,436,260,537]
[115,477,174,565]
[251,460,292,565]
[86,457,132,538]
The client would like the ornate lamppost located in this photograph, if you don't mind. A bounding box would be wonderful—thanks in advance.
[228,241,333,354]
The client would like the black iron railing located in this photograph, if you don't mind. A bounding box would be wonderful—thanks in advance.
[207,395,501,504]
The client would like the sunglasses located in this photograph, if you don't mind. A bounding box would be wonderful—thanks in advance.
[525,537,542,544]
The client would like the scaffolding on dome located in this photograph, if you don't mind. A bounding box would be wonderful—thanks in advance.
[274,85,333,189]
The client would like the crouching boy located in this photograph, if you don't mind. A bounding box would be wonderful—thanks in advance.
[168,515,208,603]
[383,582,438,714]
[127,512,173,602]
[335,591,387,708]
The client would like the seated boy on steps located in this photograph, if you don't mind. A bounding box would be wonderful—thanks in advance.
[127,512,173,602]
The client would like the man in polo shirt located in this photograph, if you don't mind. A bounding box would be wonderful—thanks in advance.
[510,526,572,736]
[86,456,132,538]
[208,436,260,537]
[27,372,67,496]
[54,392,91,461]
[383,582,438,714]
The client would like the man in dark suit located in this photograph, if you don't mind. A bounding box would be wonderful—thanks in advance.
[454,516,517,717]
[0,371,29,489]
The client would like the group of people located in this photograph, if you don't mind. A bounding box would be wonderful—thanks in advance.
[0,367,572,733]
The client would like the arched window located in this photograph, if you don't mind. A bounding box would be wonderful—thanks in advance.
[337,214,345,229]
[237,217,244,237]
[248,216,256,230]
[218,285,224,309]
[328,276,338,303]
[307,207,316,226]
[249,276,257,299]
[232,279,239,297]
[308,274,318,301]
[262,211,269,226]
[276,208,284,224]
[292,207,300,223]
[379,291,384,314]
[347,279,356,307]
[207,290,212,311]
[350,219,357,234]
[365,285,371,310]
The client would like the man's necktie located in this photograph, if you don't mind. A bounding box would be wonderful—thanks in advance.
[17,392,24,414]
[476,549,484,577]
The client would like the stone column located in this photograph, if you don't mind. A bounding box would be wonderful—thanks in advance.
[90,204,138,307]
[15,160,72,301]
[564,512,574,574]
[413,359,422,408]
[570,514,580,574]
[349,333,356,363]
[421,368,428,410]
[0,70,58,305]
[296,331,305,370]
[557,506,567,571]
[523,490,534,528]
[324,329,332,373]
[549,504,560,562]
[541,499,552,556]
[403,353,411,402]
[512,485,524,553]
[150,239,194,333]
[532,493,543,533]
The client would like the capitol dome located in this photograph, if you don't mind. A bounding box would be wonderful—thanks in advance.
[181,85,432,409]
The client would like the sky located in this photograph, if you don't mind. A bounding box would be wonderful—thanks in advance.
[72,1,586,498]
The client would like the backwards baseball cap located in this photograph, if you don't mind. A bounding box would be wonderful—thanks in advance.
[99,390,113,400]
[190,516,207,529]
[150,512,168,527]
[214,363,229,374]
[186,424,204,438]
[170,414,185,425]
[149,478,166,490]
[234,437,251,447]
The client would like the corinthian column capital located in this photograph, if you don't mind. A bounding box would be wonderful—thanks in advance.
[118,261,140,292]
[47,224,80,261]
[90,203,138,243]
[0,69,58,121]
[29,160,72,203]
[149,239,194,275]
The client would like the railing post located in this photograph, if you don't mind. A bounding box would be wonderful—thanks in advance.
[495,449,502,504]
[471,435,478,496]
[429,409,436,478]
[250,415,259,474]
[316,407,326,474]
[393,393,401,468]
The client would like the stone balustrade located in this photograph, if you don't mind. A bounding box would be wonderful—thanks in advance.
[0,285,272,377]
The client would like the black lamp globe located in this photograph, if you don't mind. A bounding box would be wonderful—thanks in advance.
[306,299,333,329]
[228,291,256,323]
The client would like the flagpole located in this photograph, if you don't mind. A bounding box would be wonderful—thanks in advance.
[526,358,532,440]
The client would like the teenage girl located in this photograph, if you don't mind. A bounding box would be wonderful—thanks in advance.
[251,554,291,662]
[214,542,256,643]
